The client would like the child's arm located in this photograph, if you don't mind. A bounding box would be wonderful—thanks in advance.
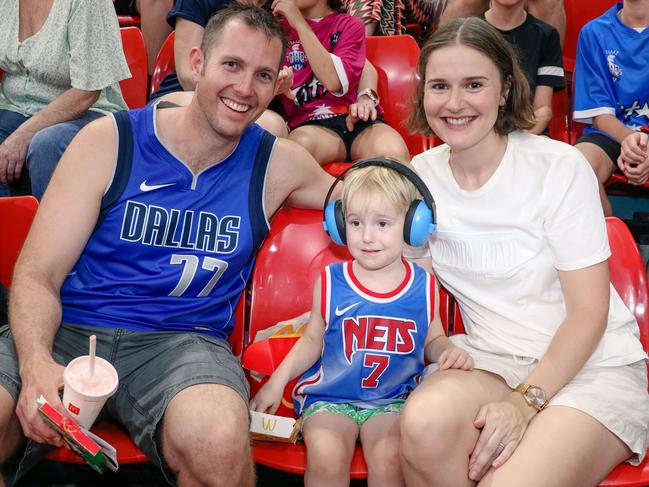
[250,277,327,414]
[528,85,553,135]
[271,0,353,93]
[424,280,474,371]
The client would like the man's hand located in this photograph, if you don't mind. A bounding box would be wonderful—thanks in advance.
[249,376,286,415]
[15,358,66,446]
[345,98,377,131]
[0,132,30,185]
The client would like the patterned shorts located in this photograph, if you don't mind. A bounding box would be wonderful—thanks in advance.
[302,400,404,427]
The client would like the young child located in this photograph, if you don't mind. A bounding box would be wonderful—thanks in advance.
[250,161,473,487]
[482,0,564,136]
[271,0,410,164]
[573,0,649,216]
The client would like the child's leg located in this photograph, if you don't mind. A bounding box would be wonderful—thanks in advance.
[575,138,617,216]
[349,123,410,163]
[360,412,404,487]
[288,125,346,165]
[302,411,359,487]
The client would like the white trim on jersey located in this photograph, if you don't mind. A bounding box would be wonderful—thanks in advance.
[573,107,616,124]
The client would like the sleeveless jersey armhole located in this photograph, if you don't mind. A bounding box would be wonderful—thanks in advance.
[248,131,276,253]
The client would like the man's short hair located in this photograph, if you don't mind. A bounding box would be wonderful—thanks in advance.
[201,4,288,70]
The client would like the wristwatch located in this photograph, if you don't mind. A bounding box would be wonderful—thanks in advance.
[357,88,380,107]
[514,383,548,411]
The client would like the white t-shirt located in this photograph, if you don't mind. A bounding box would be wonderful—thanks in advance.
[411,131,646,367]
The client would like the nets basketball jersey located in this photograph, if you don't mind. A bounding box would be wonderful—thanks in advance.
[60,105,274,339]
[293,259,434,415]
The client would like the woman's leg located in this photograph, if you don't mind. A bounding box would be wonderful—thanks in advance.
[288,125,347,165]
[302,412,359,487]
[400,368,511,487]
[26,111,104,200]
[360,412,404,487]
[478,405,630,487]
[350,123,410,163]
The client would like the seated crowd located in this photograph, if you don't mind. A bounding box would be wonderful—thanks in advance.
[0,1,648,487]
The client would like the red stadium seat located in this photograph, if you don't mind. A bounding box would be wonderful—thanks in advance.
[119,27,148,109]
[548,81,570,143]
[365,35,428,157]
[563,0,615,73]
[448,217,649,485]
[0,196,38,289]
[150,31,175,96]
[117,15,141,28]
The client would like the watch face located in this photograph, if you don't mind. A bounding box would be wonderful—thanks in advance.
[526,386,546,406]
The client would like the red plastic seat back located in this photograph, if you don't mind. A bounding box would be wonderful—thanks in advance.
[150,31,175,96]
[365,35,427,156]
[548,81,570,143]
[117,15,141,27]
[564,0,615,72]
[606,217,649,353]
[0,196,38,289]
[248,207,351,344]
[119,27,148,109]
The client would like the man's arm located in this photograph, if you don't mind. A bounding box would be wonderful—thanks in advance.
[264,138,336,216]
[9,116,117,445]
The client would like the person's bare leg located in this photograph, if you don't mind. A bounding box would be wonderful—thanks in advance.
[439,0,489,26]
[478,406,630,487]
[136,0,174,75]
[302,412,359,487]
[526,0,566,46]
[360,413,404,487]
[575,142,615,216]
[161,384,254,487]
[400,369,511,487]
[288,125,347,165]
[350,123,410,163]
[0,387,22,487]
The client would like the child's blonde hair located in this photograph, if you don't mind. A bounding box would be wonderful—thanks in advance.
[341,165,421,216]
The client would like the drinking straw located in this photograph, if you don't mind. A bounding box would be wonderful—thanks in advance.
[89,335,96,376]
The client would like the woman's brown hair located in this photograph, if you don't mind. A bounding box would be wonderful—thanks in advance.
[408,17,535,137]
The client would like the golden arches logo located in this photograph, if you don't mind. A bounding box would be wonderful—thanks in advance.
[261,417,277,431]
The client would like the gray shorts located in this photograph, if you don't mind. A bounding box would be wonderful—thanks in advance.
[0,323,249,486]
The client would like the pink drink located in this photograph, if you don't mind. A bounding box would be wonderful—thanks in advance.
[63,356,118,429]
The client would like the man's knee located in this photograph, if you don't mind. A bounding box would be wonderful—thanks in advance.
[162,385,252,484]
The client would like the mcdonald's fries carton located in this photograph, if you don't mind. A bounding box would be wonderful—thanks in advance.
[36,395,118,473]
[249,410,300,443]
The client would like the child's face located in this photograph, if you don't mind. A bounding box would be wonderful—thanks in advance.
[345,192,406,273]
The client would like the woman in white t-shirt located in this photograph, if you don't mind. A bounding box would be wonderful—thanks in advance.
[400,17,649,486]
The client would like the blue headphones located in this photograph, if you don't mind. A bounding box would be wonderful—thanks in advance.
[323,158,436,247]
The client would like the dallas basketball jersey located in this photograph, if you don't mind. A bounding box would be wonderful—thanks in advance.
[293,259,434,416]
[60,104,274,339]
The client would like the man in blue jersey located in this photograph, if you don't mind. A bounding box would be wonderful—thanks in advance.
[0,5,334,487]
[573,0,649,216]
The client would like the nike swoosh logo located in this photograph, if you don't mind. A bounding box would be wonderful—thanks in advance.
[140,180,176,192]
[335,302,361,316]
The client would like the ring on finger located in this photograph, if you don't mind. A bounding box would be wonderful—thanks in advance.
[496,441,506,454]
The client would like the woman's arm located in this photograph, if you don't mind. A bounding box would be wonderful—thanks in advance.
[250,277,327,413]
[468,261,610,481]
[272,0,343,92]
[0,87,99,184]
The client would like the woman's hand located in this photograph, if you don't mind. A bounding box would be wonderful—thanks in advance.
[467,395,536,481]
[345,98,377,131]
[249,376,287,415]
[437,345,474,371]
[0,131,30,185]
[271,0,306,29]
